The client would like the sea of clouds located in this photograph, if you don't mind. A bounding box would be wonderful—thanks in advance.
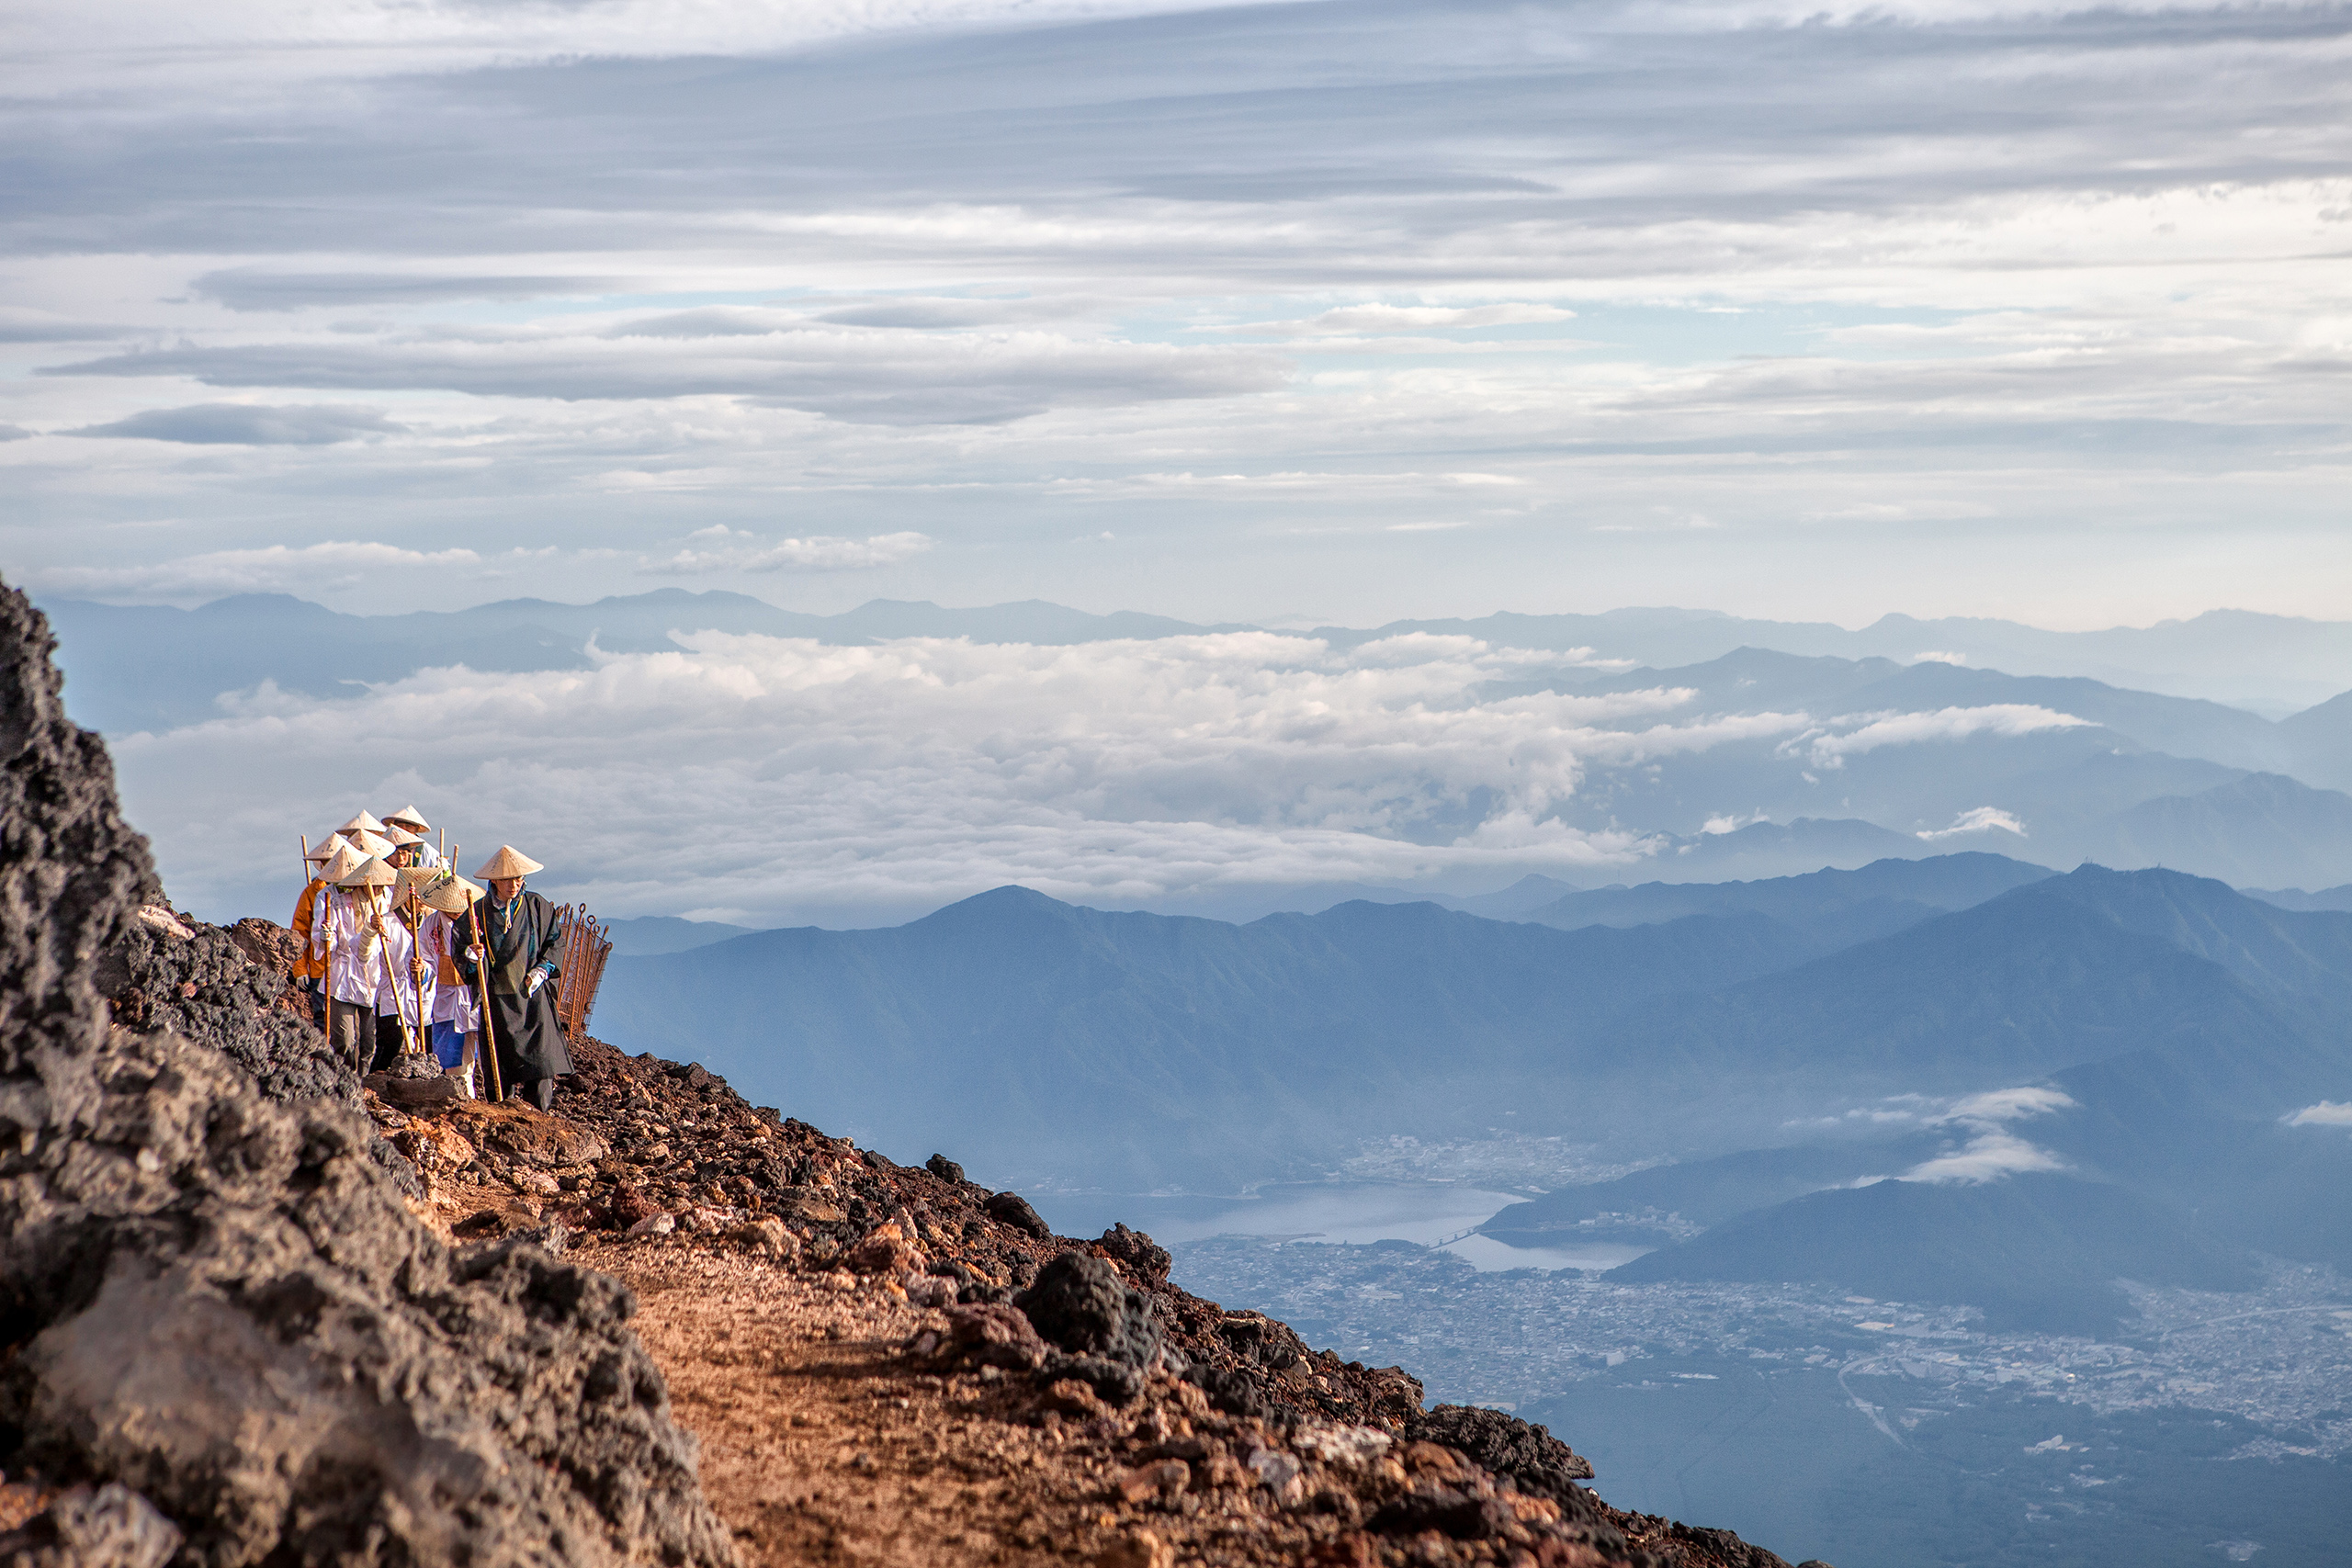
[125,629,2083,927]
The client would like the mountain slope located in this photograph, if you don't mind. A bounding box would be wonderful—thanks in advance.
[1575,872,2321,1099]
[1607,1172,2258,1336]
[1479,1140,1943,1247]
[2092,772,2352,888]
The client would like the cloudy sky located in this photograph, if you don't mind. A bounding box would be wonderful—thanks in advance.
[6,0,2347,630]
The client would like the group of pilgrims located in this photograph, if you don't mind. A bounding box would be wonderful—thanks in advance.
[288,805,573,1110]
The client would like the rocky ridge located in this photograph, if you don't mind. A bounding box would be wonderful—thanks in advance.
[199,918,1812,1567]
[0,581,732,1568]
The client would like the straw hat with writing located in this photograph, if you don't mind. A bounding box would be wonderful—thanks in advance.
[305,832,350,865]
[319,843,367,884]
[382,825,423,849]
[337,810,388,837]
[421,873,484,915]
[346,829,396,859]
[338,855,398,889]
[384,804,432,833]
[475,845,544,880]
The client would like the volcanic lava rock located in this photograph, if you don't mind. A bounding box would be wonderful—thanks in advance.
[984,1189,1051,1238]
[1406,1404,1597,1497]
[1095,1222,1172,1282]
[0,581,735,1568]
[1368,1489,1517,1541]
[94,910,347,1104]
[1015,1250,1166,1371]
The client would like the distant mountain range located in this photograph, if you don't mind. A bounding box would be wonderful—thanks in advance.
[595,856,2352,1336]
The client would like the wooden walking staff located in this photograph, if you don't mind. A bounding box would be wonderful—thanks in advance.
[453,845,504,1102]
[401,874,431,1057]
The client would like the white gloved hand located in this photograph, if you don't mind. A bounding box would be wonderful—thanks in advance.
[466,944,484,962]
[526,969,547,996]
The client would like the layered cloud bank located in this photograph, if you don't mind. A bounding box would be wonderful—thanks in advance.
[5,0,2348,625]
[120,628,2088,924]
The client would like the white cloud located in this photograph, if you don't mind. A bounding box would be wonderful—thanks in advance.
[1911,650,1969,666]
[1937,1086,2074,1124]
[2285,1101,2352,1128]
[1804,705,2093,768]
[1899,1130,2068,1184]
[114,630,1799,922]
[50,321,1289,426]
[37,540,483,599]
[1874,1083,2075,1184]
[1917,805,2028,840]
[642,532,933,573]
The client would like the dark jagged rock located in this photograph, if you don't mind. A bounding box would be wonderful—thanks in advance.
[94,914,336,1099]
[1095,1221,1172,1282]
[1037,1350,1144,1407]
[1369,1488,1518,1540]
[984,1189,1050,1237]
[925,1152,966,1184]
[1179,1361,1271,1419]
[0,581,735,1567]
[1015,1250,1167,1371]
[1664,1522,1796,1568]
[1408,1404,1596,1495]
[89,906,431,1195]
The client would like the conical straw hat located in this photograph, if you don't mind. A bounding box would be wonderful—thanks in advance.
[421,873,484,915]
[381,825,423,848]
[338,810,387,836]
[347,829,395,859]
[475,844,544,880]
[394,864,440,897]
[338,855,397,888]
[384,804,432,832]
[320,843,366,882]
[305,831,350,864]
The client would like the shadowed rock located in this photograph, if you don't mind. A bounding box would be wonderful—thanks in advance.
[1016,1250,1166,1371]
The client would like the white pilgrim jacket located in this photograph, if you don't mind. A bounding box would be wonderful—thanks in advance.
[311,890,425,1021]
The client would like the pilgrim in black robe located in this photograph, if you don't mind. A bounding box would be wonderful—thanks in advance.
[455,889,572,1096]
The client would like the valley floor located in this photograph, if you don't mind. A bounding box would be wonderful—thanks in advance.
[1172,1236,2352,1567]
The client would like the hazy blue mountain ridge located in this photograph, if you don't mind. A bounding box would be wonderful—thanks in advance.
[594,889,1850,1186]
[1526,852,2052,931]
[594,863,2352,1195]
[1606,1173,2260,1336]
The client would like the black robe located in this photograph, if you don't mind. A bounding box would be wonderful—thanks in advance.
[456,890,572,1084]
